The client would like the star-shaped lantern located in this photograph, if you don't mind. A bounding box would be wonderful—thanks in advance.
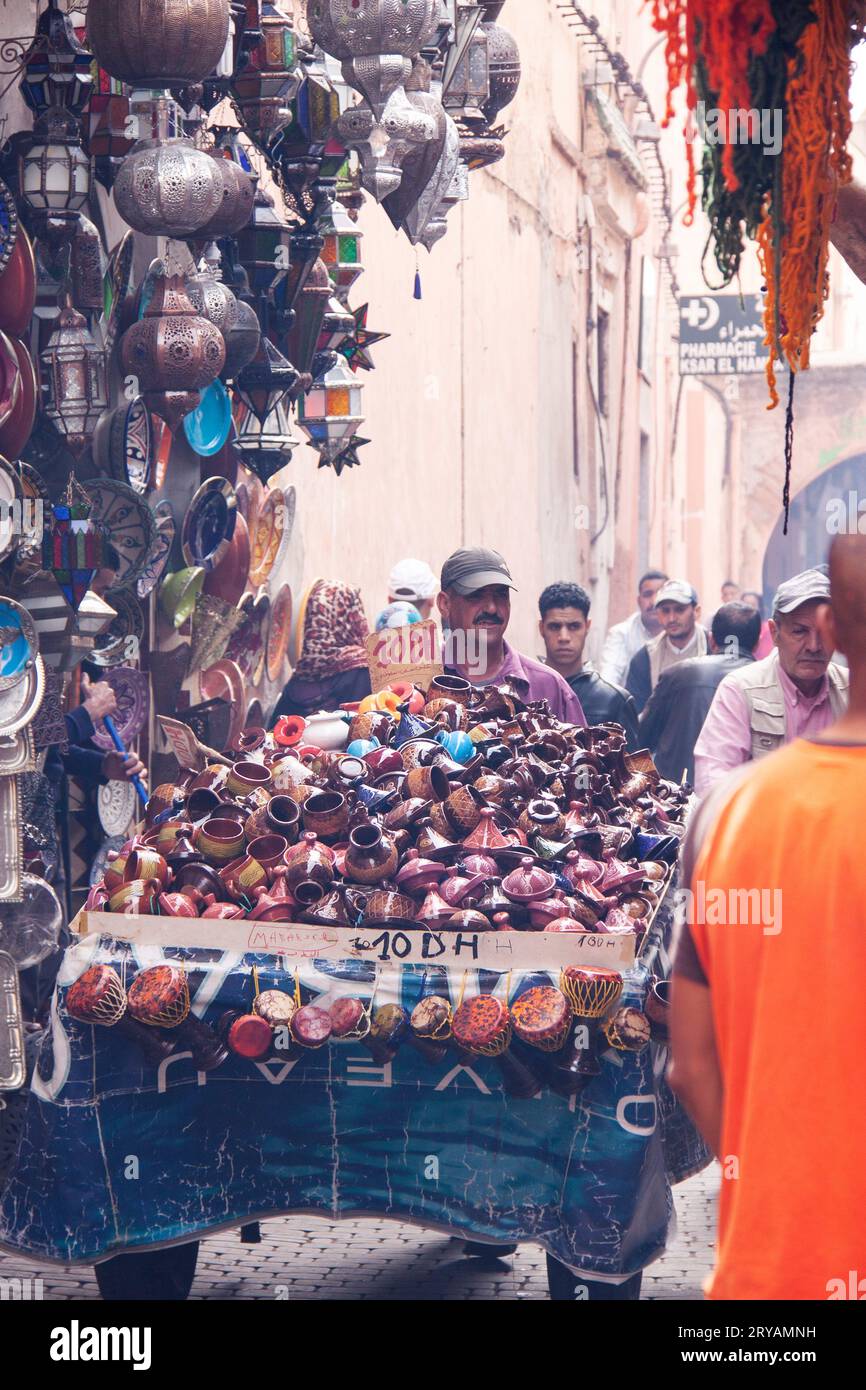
[321,435,371,478]
[339,304,389,373]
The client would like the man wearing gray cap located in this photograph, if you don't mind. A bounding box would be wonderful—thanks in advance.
[693,566,849,795]
[437,547,585,725]
[625,579,708,714]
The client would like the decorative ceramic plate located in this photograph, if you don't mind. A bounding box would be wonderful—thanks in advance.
[200,657,245,750]
[0,597,38,691]
[182,477,238,572]
[183,379,233,457]
[0,459,25,564]
[202,508,250,607]
[0,339,37,462]
[137,499,175,599]
[267,584,292,683]
[0,331,21,429]
[236,475,263,538]
[98,779,137,838]
[0,659,45,737]
[91,666,150,753]
[0,177,19,278]
[0,227,36,337]
[0,873,62,967]
[282,484,296,545]
[91,589,144,668]
[84,479,156,591]
[249,488,283,586]
[89,834,127,888]
[93,396,153,493]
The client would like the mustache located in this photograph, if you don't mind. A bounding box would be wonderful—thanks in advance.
[473,613,503,624]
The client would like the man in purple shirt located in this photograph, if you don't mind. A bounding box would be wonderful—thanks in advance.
[438,547,585,726]
[693,567,849,795]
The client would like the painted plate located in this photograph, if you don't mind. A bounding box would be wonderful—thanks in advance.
[0,338,37,463]
[0,177,19,278]
[249,489,283,586]
[0,655,45,736]
[137,499,176,599]
[183,378,233,457]
[84,478,156,591]
[200,657,246,750]
[181,477,238,572]
[91,666,150,753]
[267,583,292,683]
[98,779,137,838]
[0,458,25,564]
[202,508,250,606]
[0,227,36,337]
[93,396,153,493]
[0,597,38,690]
[91,589,144,668]
[0,331,21,429]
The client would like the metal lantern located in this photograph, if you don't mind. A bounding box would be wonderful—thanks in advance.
[442,21,489,120]
[383,89,446,230]
[185,261,240,339]
[119,273,226,432]
[317,292,354,356]
[297,350,364,464]
[320,200,363,301]
[235,335,297,423]
[221,299,261,381]
[404,112,460,247]
[113,111,226,240]
[40,304,109,458]
[86,0,232,87]
[19,110,92,237]
[307,0,444,119]
[284,257,332,389]
[195,151,256,238]
[233,2,301,145]
[275,70,342,208]
[234,186,293,301]
[21,0,94,119]
[421,152,468,251]
[482,21,521,124]
[233,393,296,486]
[336,88,438,202]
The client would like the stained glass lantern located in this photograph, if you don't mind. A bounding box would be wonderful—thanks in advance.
[42,479,105,612]
[233,393,296,486]
[21,0,94,119]
[235,335,297,423]
[283,257,332,389]
[320,200,363,301]
[88,74,135,183]
[442,23,490,120]
[271,226,324,336]
[233,1,301,146]
[297,350,364,465]
[317,293,354,357]
[40,302,109,457]
[19,109,92,241]
[234,187,292,301]
[275,71,342,207]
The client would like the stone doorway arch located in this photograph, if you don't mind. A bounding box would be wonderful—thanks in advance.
[761,452,866,610]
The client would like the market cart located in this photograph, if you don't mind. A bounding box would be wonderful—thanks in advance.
[0,885,710,1301]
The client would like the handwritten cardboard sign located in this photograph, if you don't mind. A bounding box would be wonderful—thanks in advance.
[157,716,232,770]
[74,913,636,970]
[365,619,443,695]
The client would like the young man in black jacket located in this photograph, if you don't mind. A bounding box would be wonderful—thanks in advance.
[538,582,640,747]
[638,602,760,784]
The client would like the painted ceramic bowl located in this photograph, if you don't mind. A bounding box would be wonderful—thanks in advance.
[193,817,246,865]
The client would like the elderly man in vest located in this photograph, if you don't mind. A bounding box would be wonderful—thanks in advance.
[693,567,849,795]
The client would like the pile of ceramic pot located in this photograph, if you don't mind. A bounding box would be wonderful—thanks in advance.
[85,672,687,933]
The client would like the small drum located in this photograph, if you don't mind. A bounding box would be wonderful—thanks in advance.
[329,997,370,1041]
[550,966,624,1094]
[66,965,175,1065]
[219,1010,273,1060]
[510,986,572,1052]
[560,965,623,1019]
[603,1006,651,1052]
[452,994,540,1099]
[127,965,227,1070]
[410,995,452,1043]
[365,1003,410,1064]
[253,989,297,1030]
[291,1003,332,1048]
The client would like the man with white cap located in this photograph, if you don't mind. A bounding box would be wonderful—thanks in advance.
[387,558,438,620]
[625,579,708,714]
[693,566,849,795]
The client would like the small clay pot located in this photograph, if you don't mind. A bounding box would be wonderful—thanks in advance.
[302,790,349,842]
[193,817,246,865]
[343,824,399,886]
[404,764,449,802]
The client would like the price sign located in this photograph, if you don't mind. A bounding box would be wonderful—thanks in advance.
[365,619,443,694]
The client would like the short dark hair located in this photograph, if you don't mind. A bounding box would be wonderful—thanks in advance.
[721,579,739,588]
[539,582,590,619]
[741,590,763,616]
[638,569,668,590]
[711,602,762,653]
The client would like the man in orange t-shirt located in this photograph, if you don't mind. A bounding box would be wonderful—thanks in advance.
[669,534,866,1300]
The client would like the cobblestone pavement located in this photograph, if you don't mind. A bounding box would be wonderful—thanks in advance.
[0,1164,718,1300]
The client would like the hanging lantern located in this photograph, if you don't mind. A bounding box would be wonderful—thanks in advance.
[40,302,109,458]
[233,394,295,486]
[271,226,325,336]
[195,151,256,239]
[338,303,390,372]
[404,113,460,247]
[21,0,94,120]
[421,152,468,251]
[297,350,364,465]
[86,0,231,87]
[284,257,332,389]
[119,273,226,432]
[276,70,342,208]
[233,2,301,146]
[19,109,92,242]
[481,21,521,124]
[234,186,293,302]
[235,335,297,423]
[383,88,447,231]
[318,293,354,356]
[336,87,438,202]
[184,259,240,340]
[320,200,363,300]
[442,22,490,121]
[221,299,262,381]
[113,97,225,240]
[42,478,106,612]
[306,0,444,120]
